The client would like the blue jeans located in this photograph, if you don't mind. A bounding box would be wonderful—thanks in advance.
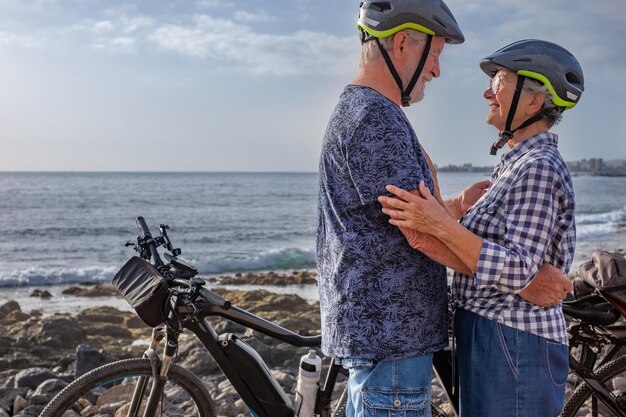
[455,309,568,417]
[342,354,433,417]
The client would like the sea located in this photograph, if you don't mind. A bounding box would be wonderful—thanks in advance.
[0,171,624,312]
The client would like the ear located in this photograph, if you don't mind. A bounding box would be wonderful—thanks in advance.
[391,31,410,60]
[526,91,546,116]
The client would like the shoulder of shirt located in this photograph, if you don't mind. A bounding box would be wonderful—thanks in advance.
[342,86,402,117]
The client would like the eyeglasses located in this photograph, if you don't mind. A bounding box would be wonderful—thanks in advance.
[488,74,504,95]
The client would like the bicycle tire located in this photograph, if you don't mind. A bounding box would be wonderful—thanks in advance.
[561,354,626,417]
[39,357,215,417]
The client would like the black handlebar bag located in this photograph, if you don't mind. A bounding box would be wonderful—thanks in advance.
[579,251,626,316]
[112,256,169,327]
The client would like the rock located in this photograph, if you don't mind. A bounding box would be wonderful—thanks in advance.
[75,306,127,325]
[0,387,28,411]
[177,339,219,376]
[30,289,52,298]
[218,270,317,286]
[125,315,146,329]
[0,376,14,389]
[37,316,86,348]
[14,368,57,389]
[33,378,68,397]
[13,405,42,417]
[81,322,133,339]
[271,369,296,391]
[214,391,241,416]
[211,318,247,335]
[0,335,15,356]
[62,285,119,297]
[24,393,51,406]
[1,310,30,326]
[75,344,111,378]
[0,301,20,317]
[12,395,26,414]
[613,375,626,392]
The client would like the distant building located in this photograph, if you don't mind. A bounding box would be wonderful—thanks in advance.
[437,163,494,173]
[567,158,626,176]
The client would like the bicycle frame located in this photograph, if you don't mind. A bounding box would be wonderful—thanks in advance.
[165,289,344,417]
[125,217,459,417]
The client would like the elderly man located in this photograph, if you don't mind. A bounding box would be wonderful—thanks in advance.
[316,2,573,416]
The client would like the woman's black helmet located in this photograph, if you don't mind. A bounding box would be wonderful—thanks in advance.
[480,39,584,109]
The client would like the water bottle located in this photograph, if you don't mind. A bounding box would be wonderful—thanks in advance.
[294,350,322,417]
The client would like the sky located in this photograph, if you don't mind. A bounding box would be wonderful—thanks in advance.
[0,0,624,172]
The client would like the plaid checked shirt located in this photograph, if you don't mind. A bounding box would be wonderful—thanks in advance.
[453,132,575,344]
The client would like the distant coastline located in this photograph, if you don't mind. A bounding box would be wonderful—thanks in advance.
[437,158,626,176]
[438,164,494,173]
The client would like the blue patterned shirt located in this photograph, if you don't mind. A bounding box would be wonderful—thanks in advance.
[317,85,448,360]
[453,132,575,344]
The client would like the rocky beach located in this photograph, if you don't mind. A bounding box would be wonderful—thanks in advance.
[0,258,624,416]
[0,270,331,417]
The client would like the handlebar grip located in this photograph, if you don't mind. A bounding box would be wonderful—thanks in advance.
[136,216,153,238]
[136,216,164,267]
[200,288,232,310]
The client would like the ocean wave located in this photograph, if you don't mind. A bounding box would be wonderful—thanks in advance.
[577,207,626,238]
[192,247,316,274]
[0,248,316,287]
[0,265,117,287]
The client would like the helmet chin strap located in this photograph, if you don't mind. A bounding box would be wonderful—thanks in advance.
[375,35,433,107]
[490,75,549,155]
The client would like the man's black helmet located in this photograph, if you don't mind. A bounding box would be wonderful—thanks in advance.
[480,39,584,109]
[358,0,465,44]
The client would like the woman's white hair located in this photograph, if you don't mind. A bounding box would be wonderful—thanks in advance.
[360,30,429,67]
[523,78,564,128]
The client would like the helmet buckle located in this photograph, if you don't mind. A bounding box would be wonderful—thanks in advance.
[490,131,513,155]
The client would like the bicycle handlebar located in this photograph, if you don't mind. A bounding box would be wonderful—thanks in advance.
[136,216,164,267]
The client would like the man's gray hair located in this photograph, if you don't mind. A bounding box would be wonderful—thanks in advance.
[523,78,564,128]
[360,30,429,67]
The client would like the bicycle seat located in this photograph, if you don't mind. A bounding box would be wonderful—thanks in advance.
[562,294,621,326]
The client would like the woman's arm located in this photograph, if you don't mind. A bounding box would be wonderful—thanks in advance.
[379,181,483,274]
[380,162,565,294]
[398,227,473,274]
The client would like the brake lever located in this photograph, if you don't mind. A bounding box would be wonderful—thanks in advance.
[159,225,181,256]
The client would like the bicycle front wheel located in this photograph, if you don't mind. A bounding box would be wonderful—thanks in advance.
[39,357,215,417]
[561,354,626,417]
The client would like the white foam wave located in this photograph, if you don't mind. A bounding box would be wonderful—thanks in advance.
[576,207,626,238]
[0,265,117,287]
[193,247,316,274]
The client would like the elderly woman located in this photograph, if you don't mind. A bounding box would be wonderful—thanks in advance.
[378,39,584,416]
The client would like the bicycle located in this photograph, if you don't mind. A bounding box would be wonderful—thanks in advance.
[559,286,626,417]
[39,217,459,417]
[41,216,626,417]
[39,216,343,417]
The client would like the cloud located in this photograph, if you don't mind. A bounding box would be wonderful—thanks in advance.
[92,36,136,54]
[149,14,357,75]
[0,30,42,47]
[453,0,625,61]
[63,12,155,53]
[195,0,233,9]
[232,10,276,23]
[0,0,57,13]
[444,0,626,87]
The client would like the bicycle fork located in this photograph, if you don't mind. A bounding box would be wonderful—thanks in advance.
[125,325,177,417]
